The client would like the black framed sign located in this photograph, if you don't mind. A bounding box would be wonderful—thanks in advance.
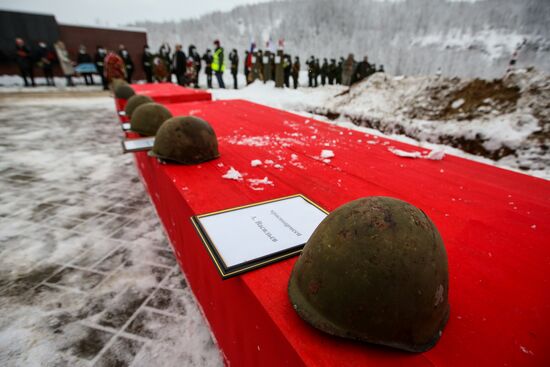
[121,123,131,132]
[121,137,154,153]
[191,194,328,279]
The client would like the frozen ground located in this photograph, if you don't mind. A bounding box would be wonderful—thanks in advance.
[0,94,222,366]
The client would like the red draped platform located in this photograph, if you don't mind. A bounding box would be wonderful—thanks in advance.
[117,95,550,366]
[114,83,212,120]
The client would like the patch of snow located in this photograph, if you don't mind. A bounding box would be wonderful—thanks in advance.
[247,177,274,188]
[388,147,422,158]
[426,148,446,160]
[320,150,335,159]
[250,159,262,167]
[451,98,465,109]
[222,167,243,181]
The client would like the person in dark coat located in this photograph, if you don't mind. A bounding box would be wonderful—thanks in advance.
[270,52,276,81]
[255,49,264,81]
[313,58,320,87]
[37,42,55,86]
[77,45,94,85]
[263,50,272,84]
[15,38,35,87]
[95,46,108,89]
[188,45,201,88]
[229,48,239,89]
[336,57,344,84]
[353,55,375,84]
[243,50,250,84]
[306,56,315,87]
[291,56,300,89]
[202,49,213,89]
[283,54,292,88]
[173,44,187,86]
[328,59,337,85]
[118,44,134,82]
[320,58,328,86]
[141,45,153,83]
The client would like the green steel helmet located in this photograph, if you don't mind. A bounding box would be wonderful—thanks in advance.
[110,78,127,90]
[149,116,220,164]
[114,82,135,100]
[125,94,153,118]
[130,102,172,136]
[288,196,449,353]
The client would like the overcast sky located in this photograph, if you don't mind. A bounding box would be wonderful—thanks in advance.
[0,0,273,26]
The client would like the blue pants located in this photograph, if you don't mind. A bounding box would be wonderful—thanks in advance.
[215,72,225,89]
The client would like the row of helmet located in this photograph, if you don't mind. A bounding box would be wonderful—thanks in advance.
[114,81,450,353]
[114,79,220,165]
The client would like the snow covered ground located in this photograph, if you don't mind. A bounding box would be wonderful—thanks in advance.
[0,94,222,366]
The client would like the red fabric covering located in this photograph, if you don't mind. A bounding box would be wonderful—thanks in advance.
[131,83,211,104]
[115,83,211,122]
[121,99,549,366]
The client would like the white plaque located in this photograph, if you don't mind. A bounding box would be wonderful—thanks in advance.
[118,110,126,116]
[191,194,328,278]
[275,56,281,64]
[121,123,131,131]
[262,56,268,63]
[121,137,155,153]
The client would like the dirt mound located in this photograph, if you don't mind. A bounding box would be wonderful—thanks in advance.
[438,79,520,120]
[407,77,520,121]
[318,69,549,176]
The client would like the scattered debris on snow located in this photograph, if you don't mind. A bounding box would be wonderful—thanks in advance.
[426,148,446,160]
[388,147,446,161]
[388,147,422,158]
[247,177,274,190]
[321,150,335,159]
[222,167,243,181]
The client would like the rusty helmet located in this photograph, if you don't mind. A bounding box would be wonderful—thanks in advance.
[288,196,449,352]
[149,116,220,164]
[113,81,135,100]
[130,102,172,136]
[125,94,153,118]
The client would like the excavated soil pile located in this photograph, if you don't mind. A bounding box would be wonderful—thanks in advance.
[408,78,520,121]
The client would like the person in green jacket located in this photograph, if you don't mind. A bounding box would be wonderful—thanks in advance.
[212,39,225,89]
[229,48,239,89]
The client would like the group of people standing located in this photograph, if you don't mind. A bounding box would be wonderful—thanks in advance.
[14,36,383,90]
[305,54,382,87]
[241,50,382,89]
[13,37,136,90]
[141,40,229,89]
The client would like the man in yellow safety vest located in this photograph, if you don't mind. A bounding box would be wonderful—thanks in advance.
[212,39,226,89]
